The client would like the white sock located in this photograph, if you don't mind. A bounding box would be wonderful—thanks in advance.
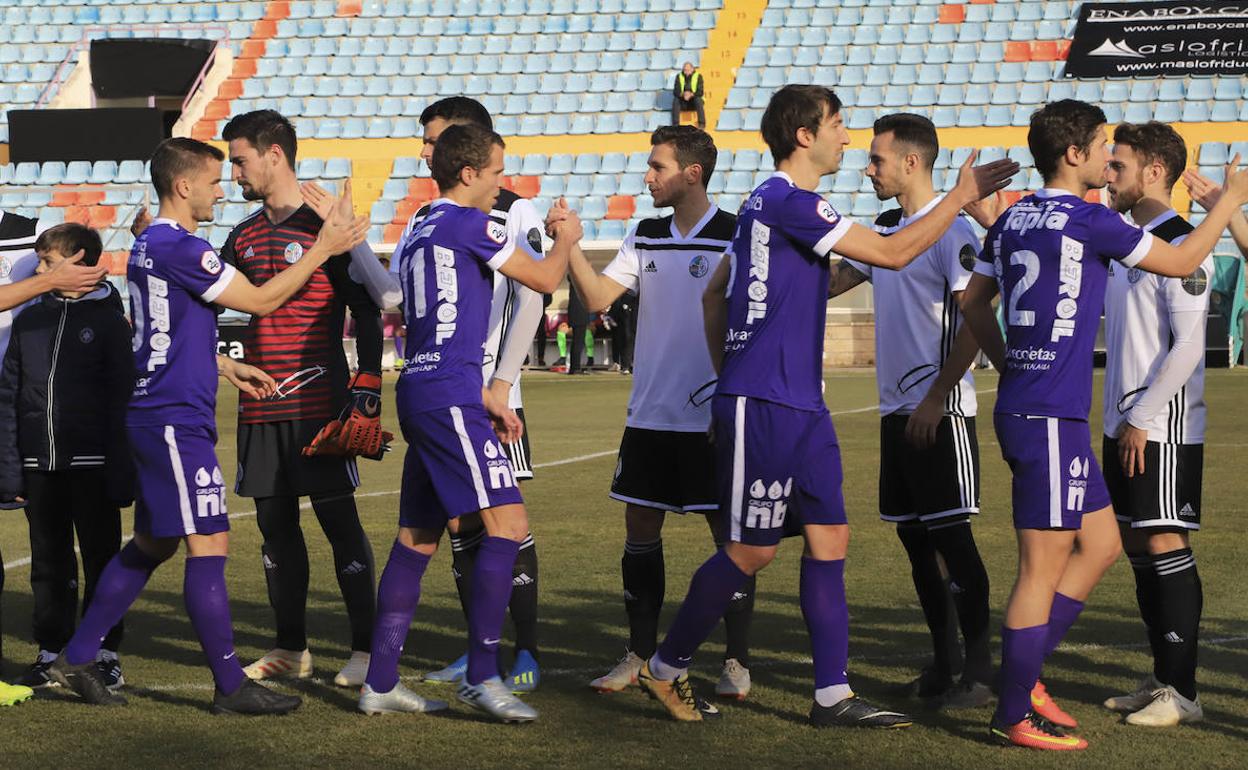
[648,653,686,681]
[815,684,854,707]
[37,649,58,664]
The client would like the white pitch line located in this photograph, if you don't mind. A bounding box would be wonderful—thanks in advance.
[1,388,998,572]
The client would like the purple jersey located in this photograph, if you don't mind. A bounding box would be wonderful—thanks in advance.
[718,173,852,411]
[973,189,1152,420]
[126,218,237,427]
[394,199,511,415]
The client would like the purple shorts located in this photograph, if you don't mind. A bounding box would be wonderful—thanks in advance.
[397,404,524,529]
[994,413,1111,530]
[712,395,847,546]
[128,423,229,538]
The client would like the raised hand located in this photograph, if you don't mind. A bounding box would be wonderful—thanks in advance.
[46,249,106,293]
[300,180,336,221]
[314,181,369,255]
[962,189,1009,229]
[544,196,571,237]
[953,150,1019,206]
[553,207,584,243]
[130,206,153,237]
[1182,168,1222,211]
[1222,153,1248,206]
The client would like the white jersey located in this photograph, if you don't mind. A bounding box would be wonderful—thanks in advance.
[602,205,734,432]
[845,197,979,417]
[1103,209,1210,444]
[392,190,543,410]
[0,211,43,359]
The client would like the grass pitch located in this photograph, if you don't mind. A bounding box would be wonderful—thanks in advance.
[2,369,1246,768]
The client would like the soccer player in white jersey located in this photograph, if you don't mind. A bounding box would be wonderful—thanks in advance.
[1102,121,1211,727]
[960,100,1248,750]
[553,126,753,703]
[828,113,993,708]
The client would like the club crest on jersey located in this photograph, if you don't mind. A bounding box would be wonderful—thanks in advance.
[689,254,709,278]
[78,327,94,344]
[200,250,222,275]
[746,477,793,529]
[1127,267,1143,284]
[816,199,838,224]
[0,257,11,279]
[284,242,303,263]
[486,220,507,245]
[959,244,977,271]
[1182,267,1208,296]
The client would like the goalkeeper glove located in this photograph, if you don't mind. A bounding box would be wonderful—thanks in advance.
[302,371,394,460]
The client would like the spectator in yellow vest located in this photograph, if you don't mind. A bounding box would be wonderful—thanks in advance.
[671,61,705,129]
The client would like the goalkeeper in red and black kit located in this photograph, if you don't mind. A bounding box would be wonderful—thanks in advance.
[220,110,385,687]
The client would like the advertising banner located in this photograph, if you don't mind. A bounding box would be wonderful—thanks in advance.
[1066,1,1248,78]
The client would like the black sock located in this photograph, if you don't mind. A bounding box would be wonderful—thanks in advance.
[896,523,960,681]
[310,492,376,652]
[723,571,756,668]
[929,518,992,684]
[1153,548,1202,701]
[1128,552,1165,683]
[510,532,539,659]
[449,525,485,625]
[256,496,309,651]
[622,538,664,659]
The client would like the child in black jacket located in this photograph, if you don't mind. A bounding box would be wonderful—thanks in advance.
[0,223,134,689]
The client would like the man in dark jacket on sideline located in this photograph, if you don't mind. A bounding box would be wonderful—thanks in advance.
[671,61,706,129]
[0,223,134,690]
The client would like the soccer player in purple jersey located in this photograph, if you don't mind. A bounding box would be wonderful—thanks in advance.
[357,123,578,723]
[635,84,1018,725]
[959,100,1248,751]
[48,137,369,714]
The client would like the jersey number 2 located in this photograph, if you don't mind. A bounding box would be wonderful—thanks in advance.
[1007,250,1039,327]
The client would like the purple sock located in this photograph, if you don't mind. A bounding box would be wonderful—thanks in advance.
[364,541,430,693]
[64,541,160,665]
[466,536,521,686]
[655,549,749,671]
[1042,592,1084,660]
[184,555,246,696]
[994,624,1048,725]
[800,557,850,688]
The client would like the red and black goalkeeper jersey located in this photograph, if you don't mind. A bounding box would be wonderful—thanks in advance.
[221,204,381,424]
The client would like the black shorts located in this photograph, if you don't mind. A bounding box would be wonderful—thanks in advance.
[879,413,980,523]
[236,419,359,498]
[1102,436,1202,530]
[609,427,717,513]
[505,407,534,480]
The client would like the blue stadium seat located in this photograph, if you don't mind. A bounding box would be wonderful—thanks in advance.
[115,160,144,185]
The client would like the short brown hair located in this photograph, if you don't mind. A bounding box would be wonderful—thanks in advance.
[651,125,717,188]
[760,85,843,163]
[1028,99,1106,182]
[36,223,103,267]
[1113,121,1187,188]
[430,123,504,192]
[873,113,938,171]
[150,137,224,199]
[222,109,298,170]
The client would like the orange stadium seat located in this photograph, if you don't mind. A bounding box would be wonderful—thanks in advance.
[204,100,232,121]
[1029,41,1058,61]
[217,79,245,100]
[337,0,363,17]
[383,223,405,243]
[938,5,965,24]
[192,121,217,141]
[77,188,106,206]
[64,206,90,225]
[88,207,116,229]
[265,1,291,20]
[104,251,128,276]
[511,176,541,199]
[231,58,256,79]
[969,0,996,4]
[253,19,277,39]
[408,178,439,201]
[239,40,266,61]
[1004,42,1031,63]
[51,189,79,207]
[606,195,635,220]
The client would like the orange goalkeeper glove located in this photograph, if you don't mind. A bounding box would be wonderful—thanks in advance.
[302,371,394,460]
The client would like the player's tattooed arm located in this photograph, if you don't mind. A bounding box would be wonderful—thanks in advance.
[958,272,1006,373]
[1136,156,1248,277]
[548,198,627,311]
[703,254,731,375]
[907,319,979,449]
[0,253,106,311]
[215,182,369,316]
[832,152,1018,269]
[1183,167,1248,260]
[827,260,867,299]
[217,355,277,399]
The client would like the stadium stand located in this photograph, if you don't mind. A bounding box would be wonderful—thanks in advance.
[0,0,1245,271]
